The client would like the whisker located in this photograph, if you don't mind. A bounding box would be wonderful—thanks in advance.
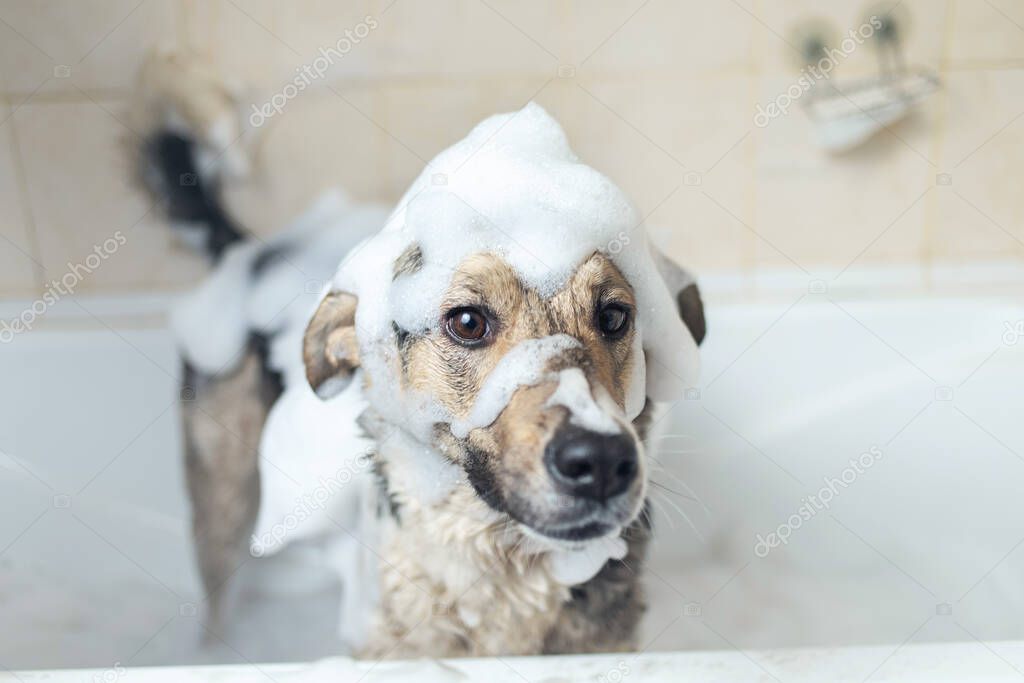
[644,458,712,518]
[648,448,701,456]
[651,490,707,545]
[646,495,675,531]
[649,480,698,503]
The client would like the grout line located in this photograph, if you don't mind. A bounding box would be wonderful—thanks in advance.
[176,0,188,47]
[556,0,570,63]
[746,0,764,292]
[0,61,1021,106]
[920,0,957,288]
[4,102,45,294]
[744,72,759,285]
[0,67,770,103]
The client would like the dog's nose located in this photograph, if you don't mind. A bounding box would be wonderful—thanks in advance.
[545,426,638,501]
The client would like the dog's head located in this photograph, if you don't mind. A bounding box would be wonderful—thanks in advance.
[303,247,703,542]
[300,103,704,543]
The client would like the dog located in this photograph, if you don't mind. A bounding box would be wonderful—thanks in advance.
[134,51,706,659]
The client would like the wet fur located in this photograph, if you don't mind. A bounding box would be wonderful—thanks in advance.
[140,47,674,655]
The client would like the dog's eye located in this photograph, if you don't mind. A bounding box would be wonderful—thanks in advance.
[597,304,631,339]
[445,307,490,345]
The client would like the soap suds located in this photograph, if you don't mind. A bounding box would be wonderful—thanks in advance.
[379,428,465,506]
[251,371,373,557]
[520,526,629,586]
[328,103,700,442]
[171,190,386,378]
[547,534,629,585]
[450,334,580,438]
[545,367,622,435]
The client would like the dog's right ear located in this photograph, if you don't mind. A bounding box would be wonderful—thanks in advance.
[303,291,360,399]
[652,249,706,346]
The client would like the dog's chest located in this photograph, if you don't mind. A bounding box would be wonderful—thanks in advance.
[364,488,570,658]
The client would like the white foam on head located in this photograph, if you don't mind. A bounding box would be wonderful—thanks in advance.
[449,334,580,438]
[545,367,621,435]
[327,102,699,443]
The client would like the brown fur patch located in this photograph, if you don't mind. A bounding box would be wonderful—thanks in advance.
[392,243,424,280]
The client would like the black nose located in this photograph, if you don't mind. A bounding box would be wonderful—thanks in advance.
[545,426,638,501]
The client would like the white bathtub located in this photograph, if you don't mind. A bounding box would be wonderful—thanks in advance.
[2,264,1023,678]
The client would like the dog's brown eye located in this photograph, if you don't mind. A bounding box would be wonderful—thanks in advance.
[597,304,631,339]
[445,307,490,345]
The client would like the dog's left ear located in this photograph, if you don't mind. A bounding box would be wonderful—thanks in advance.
[653,249,706,345]
[303,290,361,399]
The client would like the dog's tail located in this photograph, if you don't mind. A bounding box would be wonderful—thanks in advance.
[133,47,250,263]
[139,131,244,261]
[132,48,263,638]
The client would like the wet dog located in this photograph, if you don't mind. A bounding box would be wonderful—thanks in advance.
[135,51,705,659]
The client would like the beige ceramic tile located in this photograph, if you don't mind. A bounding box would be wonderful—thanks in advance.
[186,0,308,89]
[267,0,379,84]
[648,139,757,273]
[949,0,1024,66]
[578,74,757,174]
[471,0,564,63]
[583,0,754,75]
[372,0,558,78]
[74,0,181,93]
[938,67,1024,166]
[225,87,388,238]
[559,81,685,223]
[0,6,53,97]
[564,74,758,252]
[752,173,930,279]
[556,0,650,67]
[378,79,494,173]
[13,99,208,292]
[929,69,1024,262]
[754,160,931,273]
[0,0,179,95]
[377,76,564,201]
[929,188,1024,262]
[0,101,40,296]
[750,75,934,277]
